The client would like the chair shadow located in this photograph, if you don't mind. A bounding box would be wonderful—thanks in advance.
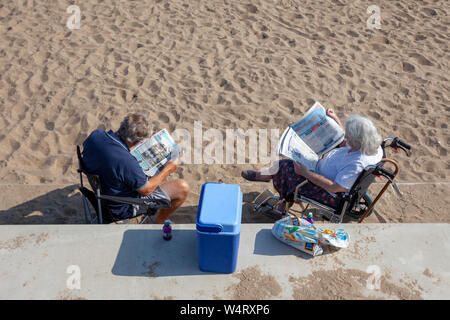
[0,184,85,224]
[0,188,276,225]
[111,229,213,277]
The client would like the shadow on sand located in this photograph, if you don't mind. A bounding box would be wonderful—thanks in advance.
[0,184,84,224]
[0,188,279,224]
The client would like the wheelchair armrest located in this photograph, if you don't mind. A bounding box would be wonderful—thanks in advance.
[294,179,309,199]
[98,195,171,210]
[334,192,351,215]
[335,192,348,200]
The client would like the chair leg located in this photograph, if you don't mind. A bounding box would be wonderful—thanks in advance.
[81,195,91,224]
[300,203,309,219]
[140,215,150,224]
[96,189,103,224]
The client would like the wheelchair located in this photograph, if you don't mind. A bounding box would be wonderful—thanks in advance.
[251,137,411,223]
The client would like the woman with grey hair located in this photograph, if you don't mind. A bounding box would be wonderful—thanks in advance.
[241,109,383,210]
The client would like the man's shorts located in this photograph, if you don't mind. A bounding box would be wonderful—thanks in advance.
[132,186,172,217]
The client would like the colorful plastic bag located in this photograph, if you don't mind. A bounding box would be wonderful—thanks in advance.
[271,215,349,256]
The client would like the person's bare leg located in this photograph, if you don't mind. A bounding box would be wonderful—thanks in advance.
[257,160,282,181]
[154,179,190,224]
[254,171,272,182]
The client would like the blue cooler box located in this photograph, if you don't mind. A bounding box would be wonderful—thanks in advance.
[196,183,243,273]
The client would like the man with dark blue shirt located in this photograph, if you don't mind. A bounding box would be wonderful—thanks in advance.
[82,113,189,223]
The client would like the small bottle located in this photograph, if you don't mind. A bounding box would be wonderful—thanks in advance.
[305,212,314,224]
[163,220,172,241]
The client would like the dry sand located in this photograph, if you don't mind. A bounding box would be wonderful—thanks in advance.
[0,0,448,226]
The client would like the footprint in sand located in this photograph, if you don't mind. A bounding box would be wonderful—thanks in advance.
[93,34,104,44]
[45,121,55,131]
[402,62,416,72]
[137,76,145,87]
[409,53,433,66]
[245,4,258,14]
[158,112,170,124]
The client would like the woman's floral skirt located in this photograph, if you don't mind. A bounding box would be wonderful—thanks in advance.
[272,159,338,208]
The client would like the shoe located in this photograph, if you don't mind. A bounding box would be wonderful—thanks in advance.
[241,170,258,181]
[241,170,270,182]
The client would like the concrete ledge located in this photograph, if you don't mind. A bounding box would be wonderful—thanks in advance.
[0,224,449,300]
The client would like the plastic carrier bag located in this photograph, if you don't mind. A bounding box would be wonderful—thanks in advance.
[271,215,349,256]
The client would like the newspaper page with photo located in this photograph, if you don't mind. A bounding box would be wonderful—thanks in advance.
[277,102,345,171]
[131,129,181,177]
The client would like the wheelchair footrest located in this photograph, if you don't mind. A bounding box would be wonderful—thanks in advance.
[251,189,288,220]
[252,189,279,211]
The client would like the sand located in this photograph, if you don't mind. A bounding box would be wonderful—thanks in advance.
[0,0,448,226]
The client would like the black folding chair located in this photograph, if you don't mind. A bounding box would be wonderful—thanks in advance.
[77,145,169,224]
[252,137,411,223]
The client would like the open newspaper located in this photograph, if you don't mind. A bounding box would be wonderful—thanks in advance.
[131,129,181,177]
[277,102,345,171]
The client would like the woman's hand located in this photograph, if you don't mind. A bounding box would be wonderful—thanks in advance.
[326,108,338,121]
[293,161,309,177]
[326,108,344,130]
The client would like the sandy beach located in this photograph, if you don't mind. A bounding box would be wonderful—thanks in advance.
[0,0,449,224]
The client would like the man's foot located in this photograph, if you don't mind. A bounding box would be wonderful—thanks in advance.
[241,170,271,182]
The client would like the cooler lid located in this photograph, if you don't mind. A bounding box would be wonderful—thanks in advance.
[196,183,242,234]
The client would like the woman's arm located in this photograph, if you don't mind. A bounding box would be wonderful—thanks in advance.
[293,162,348,194]
[326,108,344,130]
[326,108,346,147]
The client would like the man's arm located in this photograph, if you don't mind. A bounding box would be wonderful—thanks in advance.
[293,162,348,194]
[137,160,178,196]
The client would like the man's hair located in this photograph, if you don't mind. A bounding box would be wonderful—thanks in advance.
[345,114,382,155]
[117,113,150,144]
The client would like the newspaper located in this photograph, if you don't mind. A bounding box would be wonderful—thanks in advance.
[131,129,181,177]
[277,102,345,171]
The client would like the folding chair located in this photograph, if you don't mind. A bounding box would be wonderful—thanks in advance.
[252,137,411,223]
[77,145,168,224]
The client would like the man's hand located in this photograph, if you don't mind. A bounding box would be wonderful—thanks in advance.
[164,159,178,174]
[137,159,178,197]
[293,161,309,177]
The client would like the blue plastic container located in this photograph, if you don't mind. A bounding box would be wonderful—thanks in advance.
[196,183,243,273]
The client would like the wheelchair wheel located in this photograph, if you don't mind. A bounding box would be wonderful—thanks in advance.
[347,193,374,219]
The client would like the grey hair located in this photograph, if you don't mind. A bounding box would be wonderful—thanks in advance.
[117,113,150,144]
[345,114,382,155]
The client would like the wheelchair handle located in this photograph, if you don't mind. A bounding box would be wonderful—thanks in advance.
[382,137,412,157]
[393,138,411,151]
[376,167,395,180]
[359,158,399,223]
